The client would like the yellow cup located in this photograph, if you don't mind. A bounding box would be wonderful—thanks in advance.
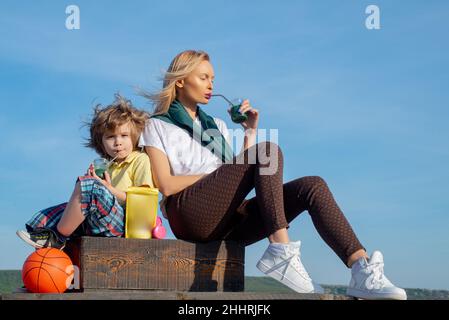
[125,187,159,239]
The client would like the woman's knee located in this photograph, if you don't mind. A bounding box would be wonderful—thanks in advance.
[309,175,327,186]
[301,176,329,194]
[291,175,328,193]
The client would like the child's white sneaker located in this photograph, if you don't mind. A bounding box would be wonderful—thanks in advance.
[346,251,407,300]
[256,240,324,294]
[16,228,66,250]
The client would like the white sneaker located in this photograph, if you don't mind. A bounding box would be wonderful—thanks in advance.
[16,229,66,249]
[256,240,324,294]
[346,251,407,300]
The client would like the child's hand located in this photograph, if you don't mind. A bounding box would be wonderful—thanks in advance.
[92,169,126,202]
[101,171,112,187]
[86,163,97,176]
[92,169,112,188]
[87,163,113,189]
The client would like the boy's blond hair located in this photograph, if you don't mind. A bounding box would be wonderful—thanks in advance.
[84,94,149,159]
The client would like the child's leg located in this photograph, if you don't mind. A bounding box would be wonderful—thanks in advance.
[26,203,68,231]
[20,202,71,248]
[56,181,85,237]
[19,177,123,249]
[69,176,125,237]
[57,177,124,237]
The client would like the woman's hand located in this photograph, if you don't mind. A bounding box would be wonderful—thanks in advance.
[228,99,259,131]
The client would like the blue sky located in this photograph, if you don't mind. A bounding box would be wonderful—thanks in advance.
[1,0,448,290]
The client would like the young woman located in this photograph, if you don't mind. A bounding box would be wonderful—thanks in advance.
[139,50,407,300]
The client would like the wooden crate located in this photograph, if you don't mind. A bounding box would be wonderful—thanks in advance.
[64,237,245,292]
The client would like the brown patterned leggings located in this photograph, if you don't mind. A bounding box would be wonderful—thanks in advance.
[165,142,365,267]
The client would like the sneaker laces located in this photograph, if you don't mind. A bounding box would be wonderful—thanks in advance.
[367,261,386,289]
[284,247,312,281]
[31,228,51,238]
[30,228,65,248]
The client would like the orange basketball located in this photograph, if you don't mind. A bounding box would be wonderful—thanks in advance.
[22,248,75,293]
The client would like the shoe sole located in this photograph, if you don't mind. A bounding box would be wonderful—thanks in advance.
[256,259,318,294]
[346,287,407,300]
[16,230,44,249]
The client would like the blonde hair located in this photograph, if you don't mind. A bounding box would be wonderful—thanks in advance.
[144,50,210,115]
[84,94,150,159]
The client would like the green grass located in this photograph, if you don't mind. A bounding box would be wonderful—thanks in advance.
[2,271,448,299]
[0,270,23,294]
[245,276,362,295]
[245,276,449,299]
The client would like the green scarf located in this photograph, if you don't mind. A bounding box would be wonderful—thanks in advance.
[151,99,234,163]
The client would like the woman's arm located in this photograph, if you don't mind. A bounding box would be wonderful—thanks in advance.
[231,99,259,153]
[145,146,207,197]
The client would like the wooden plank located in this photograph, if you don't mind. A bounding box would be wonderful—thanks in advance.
[64,237,245,292]
[1,291,352,300]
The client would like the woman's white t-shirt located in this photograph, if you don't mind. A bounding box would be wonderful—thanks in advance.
[138,116,233,217]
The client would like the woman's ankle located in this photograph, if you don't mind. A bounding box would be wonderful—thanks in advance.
[348,249,369,268]
[268,228,290,243]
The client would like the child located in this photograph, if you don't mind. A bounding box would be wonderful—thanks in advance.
[17,94,154,249]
